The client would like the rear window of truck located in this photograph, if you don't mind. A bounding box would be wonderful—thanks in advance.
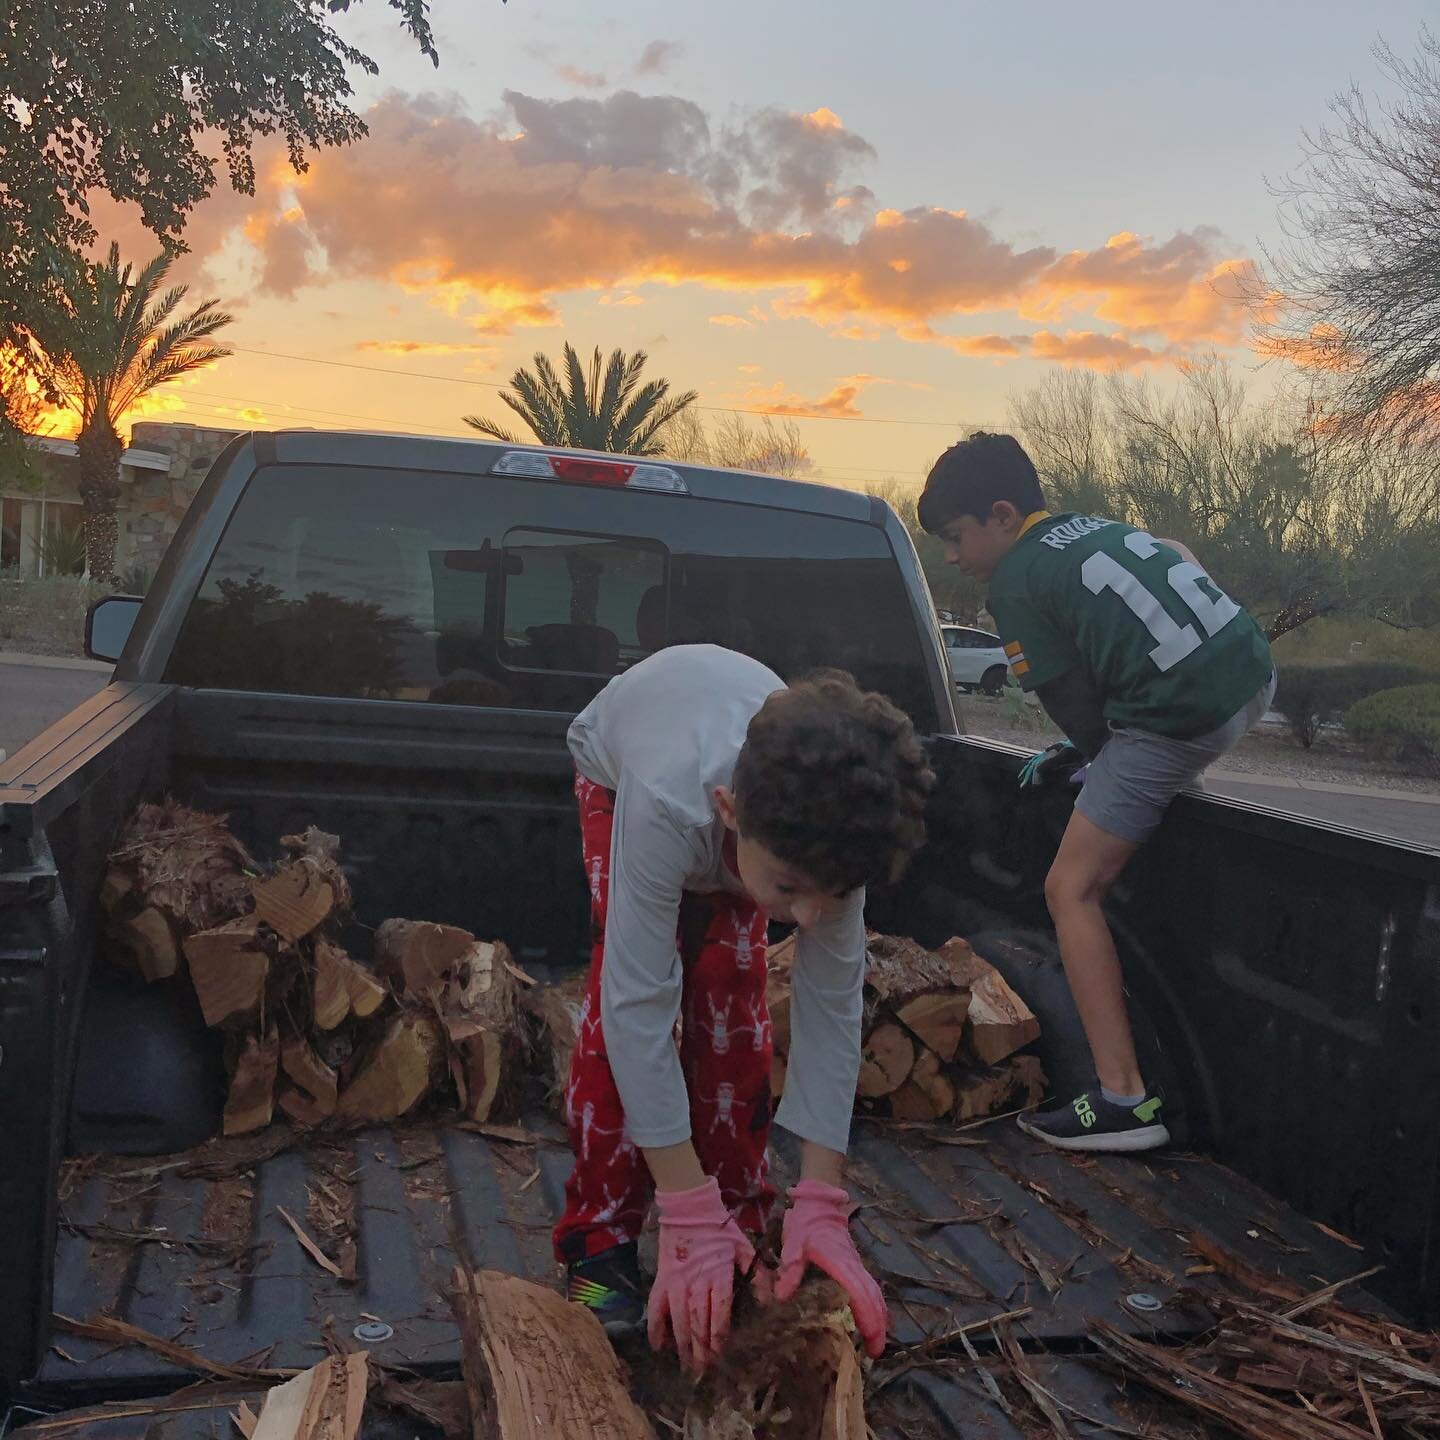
[165,463,937,725]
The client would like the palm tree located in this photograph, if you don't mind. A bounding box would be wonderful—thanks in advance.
[25,245,233,580]
[463,343,698,456]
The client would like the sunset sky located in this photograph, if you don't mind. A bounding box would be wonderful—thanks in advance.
[112,0,1431,492]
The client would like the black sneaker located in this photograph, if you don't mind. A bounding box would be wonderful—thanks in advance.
[1017,1088,1170,1153]
[567,1241,646,1336]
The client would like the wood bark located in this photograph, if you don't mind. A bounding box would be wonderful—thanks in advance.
[864,932,972,1016]
[375,918,476,996]
[449,1267,655,1440]
[224,1028,281,1136]
[335,1011,445,1123]
[441,941,521,1123]
[184,915,270,1028]
[527,972,588,1106]
[952,1054,1047,1123]
[856,1022,915,1097]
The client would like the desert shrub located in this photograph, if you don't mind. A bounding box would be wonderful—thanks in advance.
[1345,685,1440,773]
[1274,662,1437,747]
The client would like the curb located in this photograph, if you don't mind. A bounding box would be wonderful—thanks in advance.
[1207,769,1440,807]
[0,650,113,675]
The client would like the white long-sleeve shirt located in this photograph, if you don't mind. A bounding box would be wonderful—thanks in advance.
[567,644,866,1154]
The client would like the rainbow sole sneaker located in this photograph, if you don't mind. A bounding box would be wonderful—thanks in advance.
[567,1241,646,1335]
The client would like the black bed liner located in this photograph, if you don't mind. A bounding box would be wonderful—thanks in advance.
[24,1114,1380,1434]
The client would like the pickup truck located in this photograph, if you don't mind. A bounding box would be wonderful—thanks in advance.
[2,430,1437,1437]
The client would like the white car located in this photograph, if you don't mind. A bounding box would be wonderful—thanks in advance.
[942,624,1013,696]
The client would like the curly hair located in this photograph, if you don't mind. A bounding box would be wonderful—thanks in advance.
[731,670,934,893]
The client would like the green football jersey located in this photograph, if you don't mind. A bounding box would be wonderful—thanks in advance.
[986,513,1273,739]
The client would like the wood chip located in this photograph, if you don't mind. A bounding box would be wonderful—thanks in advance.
[276,1204,345,1280]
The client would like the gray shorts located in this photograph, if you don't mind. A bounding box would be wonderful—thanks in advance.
[1075,672,1277,844]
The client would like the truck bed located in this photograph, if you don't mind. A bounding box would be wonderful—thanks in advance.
[29,1111,1380,1435]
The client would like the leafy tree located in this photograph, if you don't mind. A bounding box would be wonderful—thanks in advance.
[464,343,699,456]
[1,0,443,446]
[20,245,232,580]
[659,408,812,478]
[1257,29,1440,446]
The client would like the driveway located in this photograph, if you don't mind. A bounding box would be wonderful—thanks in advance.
[0,658,110,763]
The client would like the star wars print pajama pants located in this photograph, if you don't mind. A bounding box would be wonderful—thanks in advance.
[553,771,776,1263]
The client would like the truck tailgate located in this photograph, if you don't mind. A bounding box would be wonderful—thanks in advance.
[29,1114,1375,1420]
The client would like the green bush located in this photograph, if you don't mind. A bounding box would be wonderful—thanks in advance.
[1345,685,1440,773]
[1274,662,1438,747]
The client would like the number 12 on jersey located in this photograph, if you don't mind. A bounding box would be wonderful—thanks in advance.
[1080,532,1241,673]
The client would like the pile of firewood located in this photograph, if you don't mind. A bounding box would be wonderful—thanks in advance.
[529,931,1045,1128]
[102,800,524,1137]
[771,931,1044,1124]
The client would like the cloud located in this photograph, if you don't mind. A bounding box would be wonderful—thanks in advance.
[744,373,888,418]
[357,339,501,356]
[556,65,608,89]
[709,313,753,327]
[636,40,682,75]
[196,89,1252,372]
[737,363,762,374]
[600,291,645,306]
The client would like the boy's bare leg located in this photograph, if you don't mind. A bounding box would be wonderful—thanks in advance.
[1043,810,1144,1096]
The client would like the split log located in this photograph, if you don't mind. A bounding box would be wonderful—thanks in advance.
[250,1351,367,1440]
[253,863,337,946]
[279,1036,338,1125]
[335,1010,445,1123]
[443,939,521,1123]
[184,915,270,1028]
[312,939,388,1030]
[856,1022,915,1097]
[888,1047,957,1121]
[225,1028,281,1136]
[375,918,475,996]
[864,932,972,1019]
[111,907,181,983]
[449,1266,655,1440]
[953,1053,1046,1123]
[894,990,971,1064]
[935,940,1040,1064]
[527,971,589,1104]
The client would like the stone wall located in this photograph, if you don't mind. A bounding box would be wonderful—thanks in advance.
[123,422,242,575]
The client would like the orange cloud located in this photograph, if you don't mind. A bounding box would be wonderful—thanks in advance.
[357,340,501,356]
[193,91,1253,373]
[557,65,607,89]
[600,292,645,306]
[709,313,753,327]
[744,373,888,418]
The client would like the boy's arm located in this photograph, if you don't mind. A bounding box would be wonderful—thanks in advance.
[775,889,867,1158]
[1035,670,1110,760]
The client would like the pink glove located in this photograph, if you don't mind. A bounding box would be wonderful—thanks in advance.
[775,1180,888,1357]
[647,1177,755,1374]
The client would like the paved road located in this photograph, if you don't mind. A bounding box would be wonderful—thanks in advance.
[1204,774,1440,849]
[0,663,109,762]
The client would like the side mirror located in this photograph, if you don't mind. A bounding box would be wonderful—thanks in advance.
[85,595,144,663]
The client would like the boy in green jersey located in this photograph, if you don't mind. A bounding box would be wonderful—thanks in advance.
[919,433,1274,1152]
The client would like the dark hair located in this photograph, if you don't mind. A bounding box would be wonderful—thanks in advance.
[732,670,934,893]
[917,432,1045,534]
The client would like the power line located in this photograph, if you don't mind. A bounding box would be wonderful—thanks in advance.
[224,344,967,429]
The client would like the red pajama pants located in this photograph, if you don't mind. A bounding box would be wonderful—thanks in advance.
[553,772,777,1263]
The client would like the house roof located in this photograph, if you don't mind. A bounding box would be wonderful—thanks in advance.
[27,435,172,474]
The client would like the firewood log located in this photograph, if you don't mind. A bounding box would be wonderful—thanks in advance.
[312,939,388,1030]
[936,939,1040,1064]
[335,1010,445,1123]
[253,862,337,945]
[112,907,181,983]
[441,940,520,1124]
[856,1022,915,1097]
[864,932,972,1017]
[184,915,270,1028]
[224,1028,281,1135]
[449,1267,655,1440]
[248,1351,367,1440]
[888,1046,957,1121]
[527,972,588,1106]
[374,918,475,996]
[280,1036,338,1119]
[894,990,971,1063]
